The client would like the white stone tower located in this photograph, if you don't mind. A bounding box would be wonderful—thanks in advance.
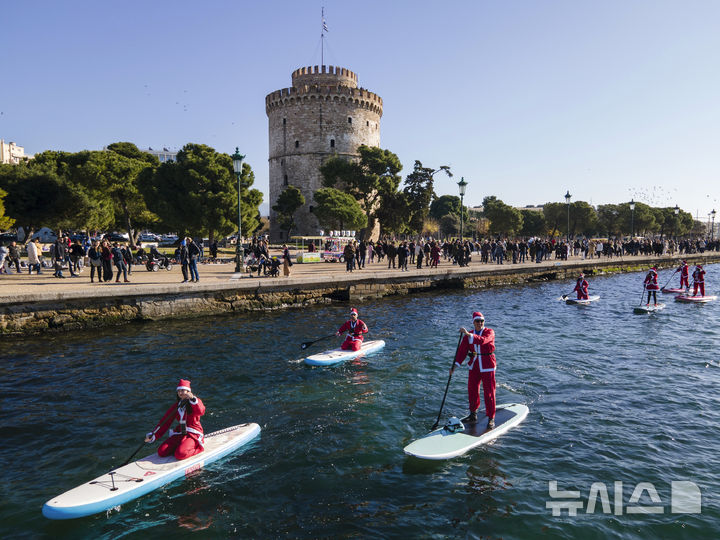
[266,65,383,240]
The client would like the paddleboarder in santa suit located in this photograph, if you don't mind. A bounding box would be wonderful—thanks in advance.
[145,379,205,460]
[678,260,690,291]
[692,264,706,297]
[450,311,496,430]
[336,308,369,351]
[644,267,660,306]
[573,273,589,300]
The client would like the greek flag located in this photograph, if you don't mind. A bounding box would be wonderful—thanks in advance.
[322,18,328,32]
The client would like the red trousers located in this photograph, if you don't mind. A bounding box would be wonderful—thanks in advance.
[680,276,689,288]
[693,283,705,296]
[468,369,496,419]
[158,434,203,460]
[341,338,362,351]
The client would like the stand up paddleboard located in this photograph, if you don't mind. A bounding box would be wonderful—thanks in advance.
[633,303,666,314]
[304,339,385,366]
[675,295,717,303]
[403,403,529,460]
[565,295,600,305]
[42,423,261,520]
[661,287,686,294]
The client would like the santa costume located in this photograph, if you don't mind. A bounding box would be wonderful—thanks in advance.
[692,264,706,297]
[337,308,368,351]
[454,311,496,424]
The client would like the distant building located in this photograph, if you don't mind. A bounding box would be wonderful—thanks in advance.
[145,147,177,163]
[518,205,544,212]
[0,140,31,164]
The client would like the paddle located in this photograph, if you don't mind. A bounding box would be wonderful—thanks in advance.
[660,268,678,291]
[639,283,647,306]
[430,334,464,431]
[300,334,336,350]
[118,403,178,467]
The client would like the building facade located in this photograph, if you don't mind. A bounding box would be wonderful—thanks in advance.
[265,65,383,240]
[145,147,177,163]
[0,140,30,164]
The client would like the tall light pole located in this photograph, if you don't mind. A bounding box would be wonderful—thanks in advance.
[674,204,679,240]
[458,177,468,241]
[564,190,571,243]
[629,199,636,239]
[232,148,245,273]
[712,209,717,241]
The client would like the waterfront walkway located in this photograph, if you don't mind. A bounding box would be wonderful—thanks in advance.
[2,252,718,304]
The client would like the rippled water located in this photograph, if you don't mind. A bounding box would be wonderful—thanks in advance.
[2,266,719,539]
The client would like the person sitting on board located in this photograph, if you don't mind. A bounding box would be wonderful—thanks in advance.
[678,260,690,291]
[692,264,706,297]
[145,379,205,460]
[450,311,496,430]
[643,266,660,306]
[336,308,368,351]
[573,273,589,300]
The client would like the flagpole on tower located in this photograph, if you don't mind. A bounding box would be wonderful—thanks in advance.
[321,7,328,66]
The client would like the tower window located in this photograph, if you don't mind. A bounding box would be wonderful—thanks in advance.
[284,174,288,186]
[330,139,335,148]
[282,118,286,125]
[366,121,369,126]
[295,140,299,148]
[309,206,314,213]
[348,117,352,124]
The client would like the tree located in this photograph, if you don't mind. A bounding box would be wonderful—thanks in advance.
[375,190,410,235]
[519,209,546,236]
[139,143,263,241]
[106,142,159,166]
[483,196,523,236]
[313,187,368,231]
[402,161,452,234]
[429,194,467,222]
[542,202,566,239]
[596,204,621,237]
[569,201,598,237]
[439,214,460,237]
[0,187,15,229]
[320,145,402,239]
[272,185,305,241]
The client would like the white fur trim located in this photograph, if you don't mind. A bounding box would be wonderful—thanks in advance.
[176,385,191,391]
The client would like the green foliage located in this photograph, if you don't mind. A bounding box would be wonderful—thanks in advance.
[439,214,460,236]
[139,143,262,240]
[596,204,621,236]
[272,185,305,240]
[519,209,547,236]
[313,187,367,231]
[569,201,598,237]
[429,194,467,221]
[483,196,523,236]
[402,161,451,234]
[375,190,410,235]
[106,142,159,166]
[320,145,402,238]
[0,187,15,229]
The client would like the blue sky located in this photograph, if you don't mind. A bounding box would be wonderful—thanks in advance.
[2,1,719,220]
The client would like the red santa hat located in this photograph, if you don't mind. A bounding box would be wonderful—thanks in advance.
[350,308,358,315]
[176,379,192,392]
[578,273,584,278]
[697,264,703,268]
[472,311,485,321]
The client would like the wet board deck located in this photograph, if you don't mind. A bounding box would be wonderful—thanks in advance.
[661,288,686,294]
[565,295,600,305]
[633,303,666,314]
[304,340,385,366]
[403,403,529,460]
[675,295,717,303]
[42,423,261,520]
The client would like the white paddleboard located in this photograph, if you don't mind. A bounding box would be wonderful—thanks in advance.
[675,294,717,303]
[42,423,260,520]
[403,403,529,460]
[633,303,666,314]
[304,339,385,366]
[565,295,600,305]
[661,287,686,294]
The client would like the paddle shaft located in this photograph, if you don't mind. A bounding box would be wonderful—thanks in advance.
[300,334,336,350]
[661,269,678,290]
[430,335,464,430]
[120,402,179,467]
[639,283,647,306]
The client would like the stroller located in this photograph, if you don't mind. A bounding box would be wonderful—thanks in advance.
[267,257,281,277]
[146,257,173,271]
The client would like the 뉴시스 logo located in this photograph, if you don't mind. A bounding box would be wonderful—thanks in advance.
[546,480,701,516]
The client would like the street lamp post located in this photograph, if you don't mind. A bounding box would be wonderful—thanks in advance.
[674,204,679,240]
[232,148,245,273]
[458,177,468,241]
[712,209,716,242]
[629,199,636,239]
[564,191,571,243]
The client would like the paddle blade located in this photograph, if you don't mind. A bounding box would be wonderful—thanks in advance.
[300,342,310,350]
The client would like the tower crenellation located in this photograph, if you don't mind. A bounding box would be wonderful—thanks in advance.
[266,65,383,240]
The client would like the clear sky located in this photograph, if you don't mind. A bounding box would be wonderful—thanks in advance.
[2,1,719,221]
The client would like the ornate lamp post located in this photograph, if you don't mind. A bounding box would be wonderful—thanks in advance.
[232,148,245,273]
[712,209,716,241]
[629,199,636,239]
[564,190,571,242]
[458,177,468,241]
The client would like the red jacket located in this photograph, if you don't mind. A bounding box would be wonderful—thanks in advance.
[338,319,368,343]
[679,263,689,278]
[693,267,705,284]
[454,328,496,372]
[574,278,589,295]
[644,270,659,290]
[148,397,205,443]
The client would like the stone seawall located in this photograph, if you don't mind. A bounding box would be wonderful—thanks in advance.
[2,255,718,337]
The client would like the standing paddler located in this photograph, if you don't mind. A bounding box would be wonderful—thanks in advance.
[643,266,660,306]
[692,264,706,297]
[573,273,589,300]
[450,311,496,430]
[336,308,369,351]
[145,379,205,460]
[678,260,690,291]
